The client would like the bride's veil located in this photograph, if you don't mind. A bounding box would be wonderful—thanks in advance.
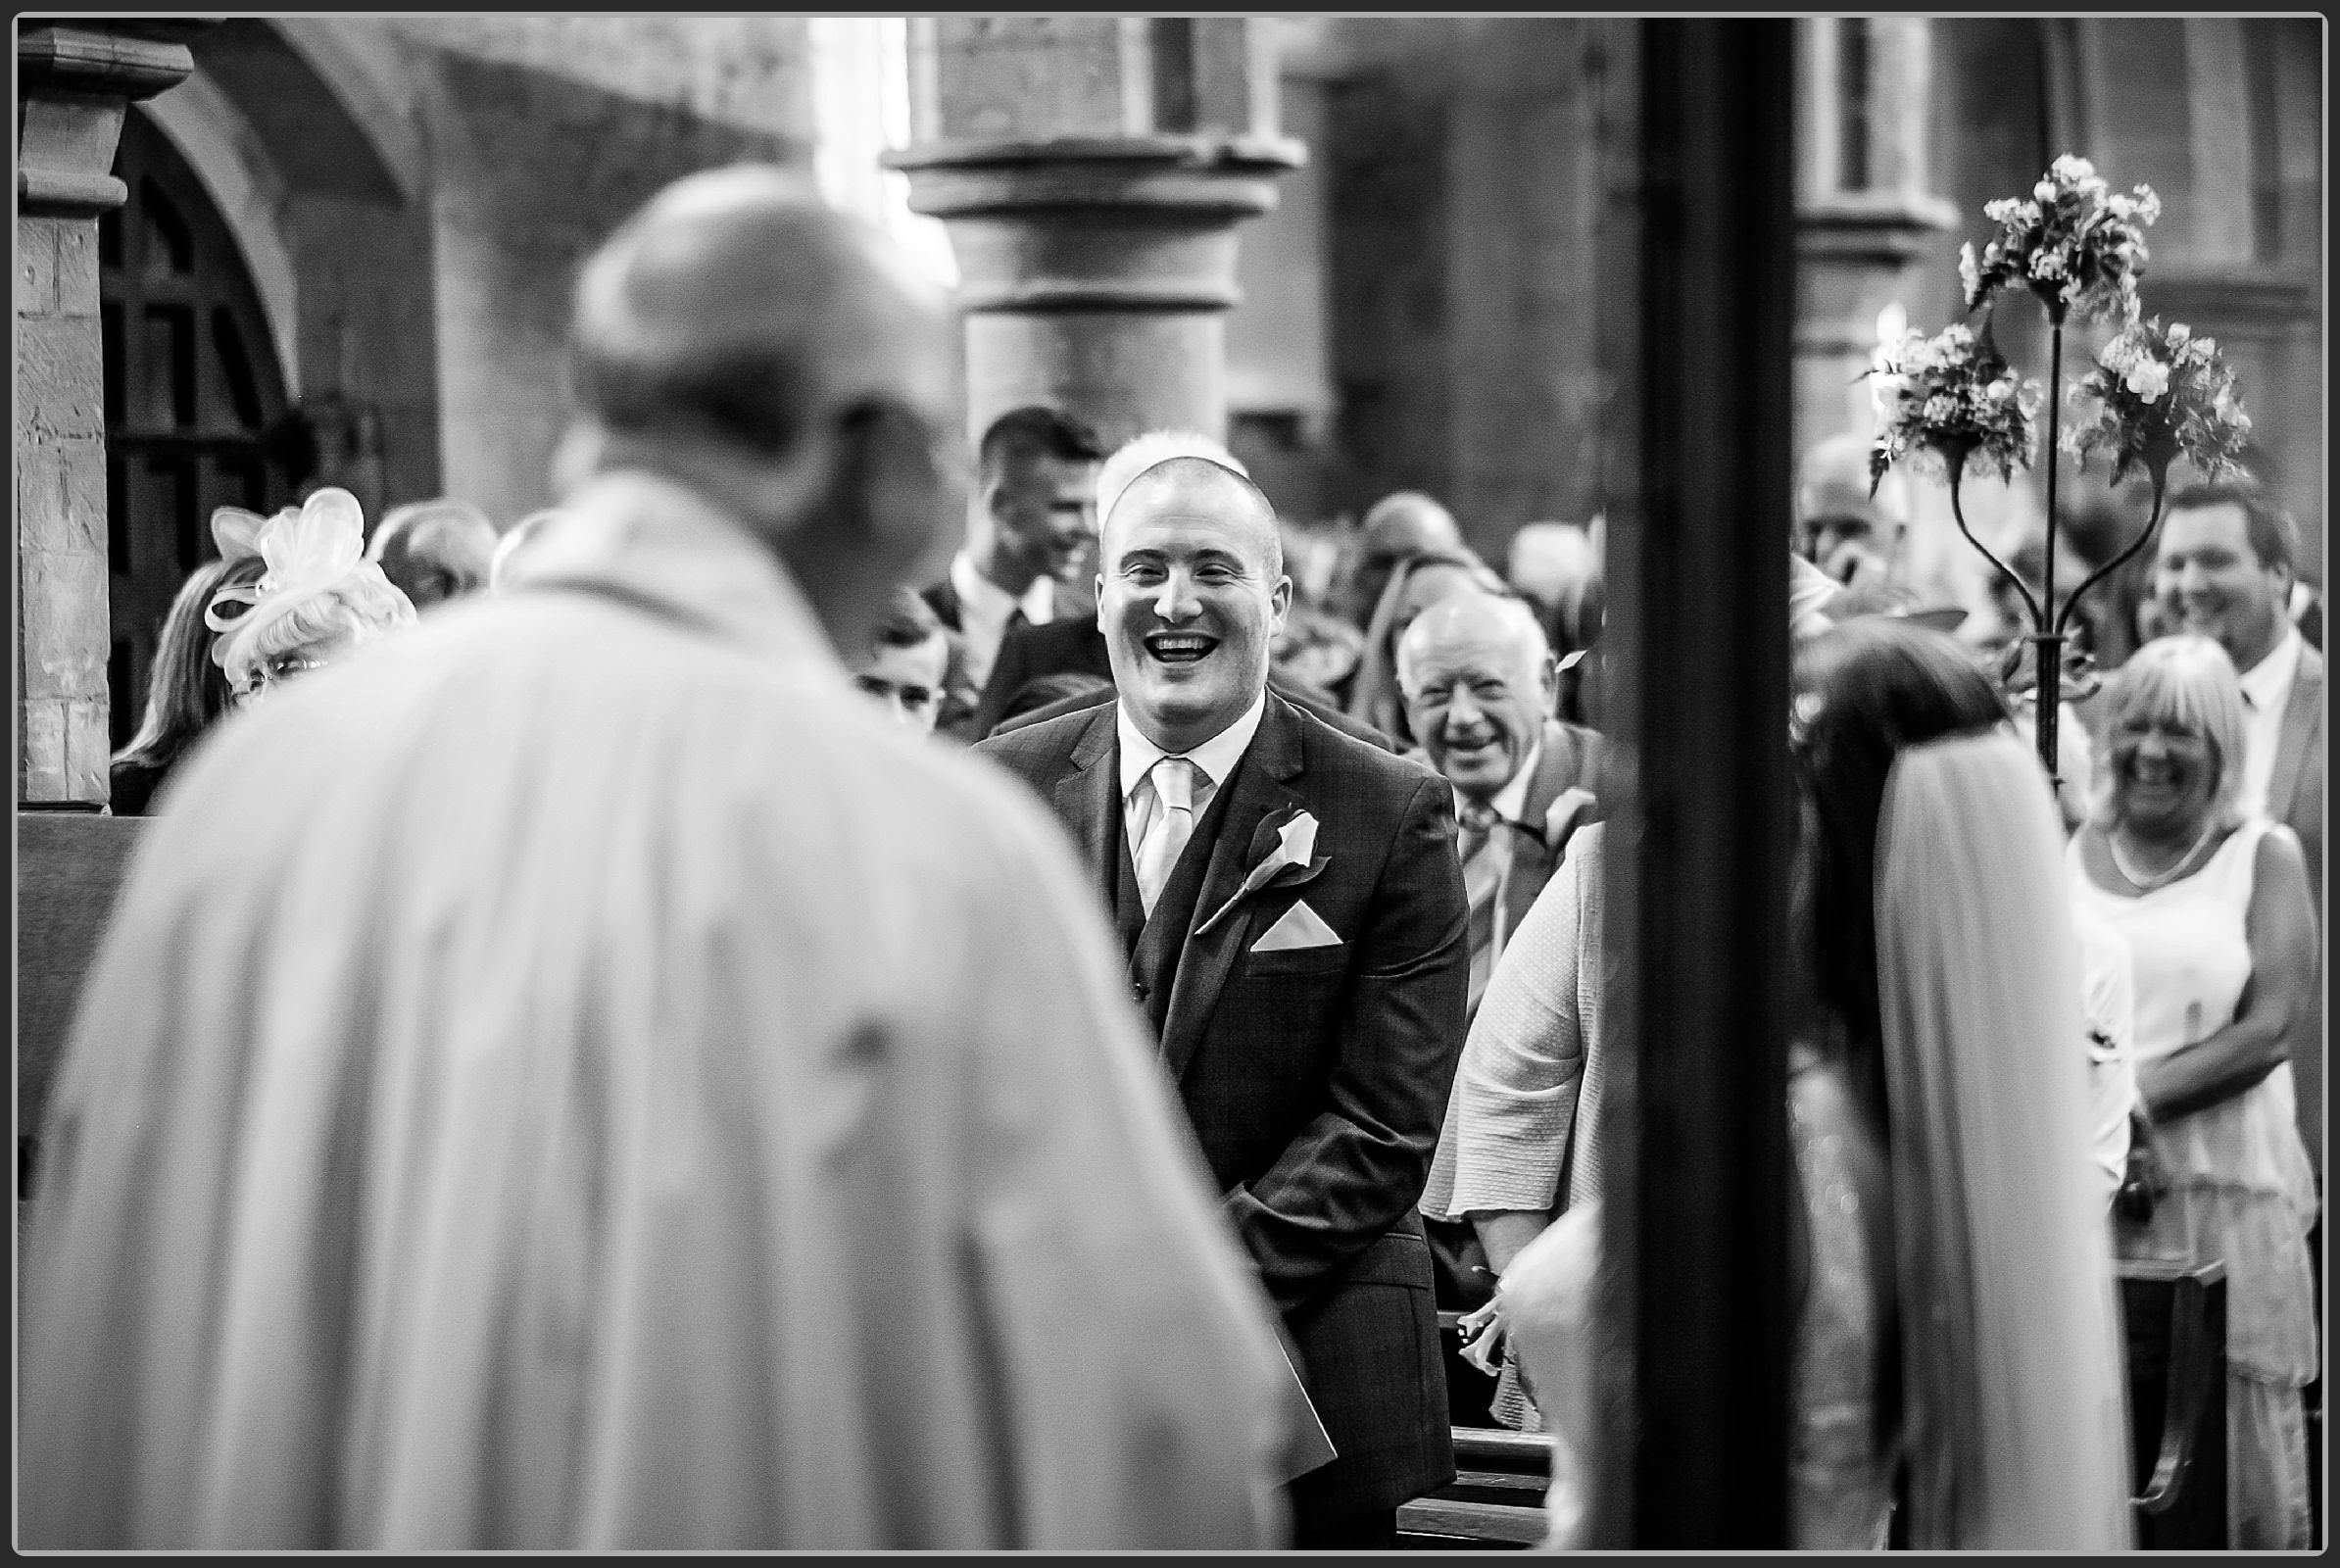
[1874,729,2133,1549]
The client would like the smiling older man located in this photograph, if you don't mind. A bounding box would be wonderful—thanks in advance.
[1395,592,1605,1022]
[976,455,1470,1548]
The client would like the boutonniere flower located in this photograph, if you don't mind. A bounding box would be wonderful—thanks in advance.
[1195,808,1326,937]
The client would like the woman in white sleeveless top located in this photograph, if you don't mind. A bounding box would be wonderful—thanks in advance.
[2069,634,2321,1549]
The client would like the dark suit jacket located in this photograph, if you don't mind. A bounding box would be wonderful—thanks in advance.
[2269,642,2324,1173]
[973,615,1113,739]
[1488,719,1608,952]
[976,692,1470,1518]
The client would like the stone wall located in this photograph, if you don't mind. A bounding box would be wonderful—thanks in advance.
[1320,19,1629,563]
[390,18,815,527]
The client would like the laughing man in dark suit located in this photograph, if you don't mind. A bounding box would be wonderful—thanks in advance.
[976,456,1471,1547]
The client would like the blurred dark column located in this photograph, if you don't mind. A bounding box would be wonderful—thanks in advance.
[1594,16,1796,1549]
[887,19,1301,450]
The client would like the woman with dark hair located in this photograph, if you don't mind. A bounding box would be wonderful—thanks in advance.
[1792,617,2132,1548]
[108,553,268,816]
[1503,618,2131,1549]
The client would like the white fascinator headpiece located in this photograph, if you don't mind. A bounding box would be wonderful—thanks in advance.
[205,488,410,677]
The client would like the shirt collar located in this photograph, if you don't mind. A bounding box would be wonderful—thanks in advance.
[509,468,841,673]
[1455,737,1543,825]
[950,550,1056,627]
[2239,625,2303,712]
[1118,690,1268,803]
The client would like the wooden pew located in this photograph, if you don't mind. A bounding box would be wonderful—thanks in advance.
[1399,1313,1551,1548]
[1406,1263,2234,1550]
[18,808,147,1201]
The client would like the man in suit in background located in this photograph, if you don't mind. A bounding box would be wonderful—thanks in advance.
[977,456,1470,1547]
[922,405,1104,735]
[1392,591,1604,1414]
[2154,479,2325,1168]
[1396,592,1605,1022]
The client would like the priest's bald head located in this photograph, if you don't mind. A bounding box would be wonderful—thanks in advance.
[561,165,961,653]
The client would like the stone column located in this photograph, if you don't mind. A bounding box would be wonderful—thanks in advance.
[1793,17,1959,452]
[887,18,1301,449]
[17,22,204,806]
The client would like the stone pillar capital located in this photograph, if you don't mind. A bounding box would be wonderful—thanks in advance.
[898,15,1300,445]
[888,134,1303,317]
[18,20,210,217]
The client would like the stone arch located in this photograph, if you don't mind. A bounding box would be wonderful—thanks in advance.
[135,20,428,402]
[136,74,304,397]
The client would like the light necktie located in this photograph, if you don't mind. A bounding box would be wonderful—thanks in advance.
[1136,757,1199,916]
[1460,801,1505,1017]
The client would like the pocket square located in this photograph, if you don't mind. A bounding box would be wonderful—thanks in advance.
[1251,898,1342,953]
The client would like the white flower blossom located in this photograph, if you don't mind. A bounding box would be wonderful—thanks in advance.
[2121,360,2170,403]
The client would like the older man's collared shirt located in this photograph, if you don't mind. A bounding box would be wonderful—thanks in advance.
[950,549,1056,693]
[1117,693,1267,855]
[21,468,1289,1550]
[2238,625,2304,820]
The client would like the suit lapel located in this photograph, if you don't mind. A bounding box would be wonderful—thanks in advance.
[1159,694,1308,1083]
[1501,721,1583,935]
[1052,704,1126,906]
[2268,647,2322,824]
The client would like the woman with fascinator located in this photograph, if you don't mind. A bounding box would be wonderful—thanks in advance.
[1498,617,2131,1549]
[205,488,417,709]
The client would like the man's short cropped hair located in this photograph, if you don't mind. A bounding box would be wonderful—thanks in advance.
[977,406,1104,483]
[873,585,948,651]
[2165,477,2300,577]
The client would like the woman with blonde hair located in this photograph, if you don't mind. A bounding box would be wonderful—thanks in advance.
[108,552,268,815]
[2069,633,2320,1547]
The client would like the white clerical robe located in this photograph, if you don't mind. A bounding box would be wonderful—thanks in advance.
[20,470,1289,1550]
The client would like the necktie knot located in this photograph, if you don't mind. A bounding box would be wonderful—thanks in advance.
[1460,801,1501,835]
[1154,756,1196,812]
[1135,757,1203,917]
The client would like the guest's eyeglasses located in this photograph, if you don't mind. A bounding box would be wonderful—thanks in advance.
[232,653,330,705]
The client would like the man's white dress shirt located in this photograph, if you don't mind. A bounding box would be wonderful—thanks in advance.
[950,549,1056,694]
[1118,694,1267,897]
[2237,624,2304,822]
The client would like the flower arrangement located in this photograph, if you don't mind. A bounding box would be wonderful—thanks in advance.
[1869,153,2252,785]
[1867,322,2042,492]
[2063,317,2253,490]
[1958,154,2161,323]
